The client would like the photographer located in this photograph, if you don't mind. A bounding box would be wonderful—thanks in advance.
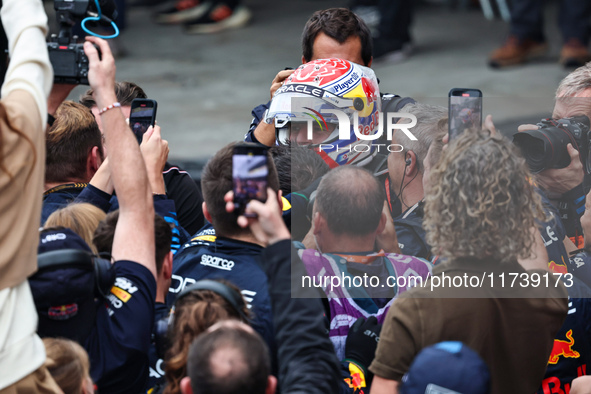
[169,142,277,362]
[43,100,190,255]
[515,64,591,252]
[80,82,205,235]
[43,100,106,223]
[0,0,60,391]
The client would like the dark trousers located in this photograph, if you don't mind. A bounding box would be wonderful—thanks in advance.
[510,0,591,45]
[115,0,127,31]
[377,0,413,45]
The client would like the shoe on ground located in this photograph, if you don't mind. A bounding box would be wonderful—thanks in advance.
[153,0,209,24]
[182,3,251,34]
[488,36,548,68]
[560,38,591,68]
[373,39,413,64]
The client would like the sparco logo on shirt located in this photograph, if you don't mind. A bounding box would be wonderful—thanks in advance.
[200,254,235,271]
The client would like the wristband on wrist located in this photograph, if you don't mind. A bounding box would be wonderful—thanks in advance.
[98,102,121,115]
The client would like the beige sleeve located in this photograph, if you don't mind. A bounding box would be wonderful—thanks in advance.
[369,296,422,381]
[1,0,52,132]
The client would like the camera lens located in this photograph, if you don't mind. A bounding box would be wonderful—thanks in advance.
[513,127,575,174]
[513,132,548,174]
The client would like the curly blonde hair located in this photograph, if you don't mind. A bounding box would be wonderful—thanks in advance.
[423,130,546,263]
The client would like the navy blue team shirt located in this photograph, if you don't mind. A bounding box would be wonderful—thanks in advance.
[85,260,156,394]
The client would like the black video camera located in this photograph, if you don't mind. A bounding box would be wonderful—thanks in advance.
[512,115,591,175]
[48,0,117,85]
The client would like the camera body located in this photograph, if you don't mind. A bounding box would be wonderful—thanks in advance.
[513,115,591,174]
[48,40,90,85]
[48,0,116,85]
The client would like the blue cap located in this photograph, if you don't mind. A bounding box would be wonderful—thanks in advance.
[38,227,92,254]
[400,341,491,394]
[31,228,97,343]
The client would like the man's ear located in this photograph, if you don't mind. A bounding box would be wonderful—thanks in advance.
[312,210,325,236]
[203,201,213,224]
[367,56,373,67]
[277,190,284,212]
[406,151,418,176]
[376,211,387,236]
[266,375,277,394]
[301,55,307,64]
[180,376,193,394]
[163,251,173,280]
[87,146,102,178]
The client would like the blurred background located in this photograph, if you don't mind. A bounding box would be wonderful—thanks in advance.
[48,0,569,169]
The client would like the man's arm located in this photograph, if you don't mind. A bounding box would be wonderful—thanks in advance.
[230,189,341,393]
[84,37,156,279]
[252,122,277,147]
[1,0,52,130]
[369,297,421,387]
[370,376,400,394]
[247,69,295,146]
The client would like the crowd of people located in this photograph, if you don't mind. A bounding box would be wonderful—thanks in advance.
[3,1,591,394]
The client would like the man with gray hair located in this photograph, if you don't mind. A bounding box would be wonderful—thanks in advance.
[385,102,447,259]
[518,62,591,251]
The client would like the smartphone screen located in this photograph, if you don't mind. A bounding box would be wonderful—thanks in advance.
[448,88,483,140]
[232,144,269,216]
[129,99,157,144]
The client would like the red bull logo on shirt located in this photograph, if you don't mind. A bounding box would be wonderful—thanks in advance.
[344,362,366,393]
[548,330,580,364]
[548,258,568,275]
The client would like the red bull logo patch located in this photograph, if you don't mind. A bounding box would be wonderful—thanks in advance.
[548,330,580,364]
[344,362,366,393]
[48,303,78,320]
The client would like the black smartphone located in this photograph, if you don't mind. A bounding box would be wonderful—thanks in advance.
[129,99,158,144]
[448,88,483,140]
[233,143,269,217]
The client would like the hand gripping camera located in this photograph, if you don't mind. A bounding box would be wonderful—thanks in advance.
[48,0,117,85]
[513,115,591,174]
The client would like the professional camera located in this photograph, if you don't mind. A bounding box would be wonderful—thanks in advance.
[512,115,591,175]
[48,0,117,85]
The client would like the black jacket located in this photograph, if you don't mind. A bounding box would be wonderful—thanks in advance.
[260,240,340,393]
